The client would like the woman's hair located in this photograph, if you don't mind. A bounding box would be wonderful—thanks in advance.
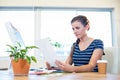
[71,15,89,26]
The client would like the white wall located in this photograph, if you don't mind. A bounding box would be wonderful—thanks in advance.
[0,0,120,74]
[103,47,119,74]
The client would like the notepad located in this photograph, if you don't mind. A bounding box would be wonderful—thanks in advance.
[36,38,58,67]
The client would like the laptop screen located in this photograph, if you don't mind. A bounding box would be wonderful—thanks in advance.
[5,22,25,48]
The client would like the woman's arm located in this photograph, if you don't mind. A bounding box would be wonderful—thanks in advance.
[73,48,103,72]
[65,54,73,65]
[65,44,75,64]
[55,48,104,72]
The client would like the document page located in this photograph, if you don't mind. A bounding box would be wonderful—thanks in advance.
[36,38,58,67]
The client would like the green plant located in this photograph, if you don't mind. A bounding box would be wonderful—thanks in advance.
[48,38,61,48]
[6,42,39,64]
[52,42,61,48]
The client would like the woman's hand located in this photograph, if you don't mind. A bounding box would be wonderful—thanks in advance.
[46,62,52,70]
[45,62,59,70]
[55,60,74,72]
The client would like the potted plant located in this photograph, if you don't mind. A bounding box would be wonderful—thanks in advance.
[6,42,39,76]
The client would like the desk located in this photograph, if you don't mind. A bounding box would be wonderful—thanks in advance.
[0,70,120,80]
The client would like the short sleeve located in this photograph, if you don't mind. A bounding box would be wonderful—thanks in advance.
[94,39,104,50]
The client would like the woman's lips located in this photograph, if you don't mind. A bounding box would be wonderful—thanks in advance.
[75,34,80,37]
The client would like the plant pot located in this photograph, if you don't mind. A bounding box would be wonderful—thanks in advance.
[11,59,30,76]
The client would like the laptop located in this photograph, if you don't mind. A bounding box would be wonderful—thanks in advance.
[5,22,25,48]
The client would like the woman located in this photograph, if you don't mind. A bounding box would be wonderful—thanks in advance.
[46,15,104,72]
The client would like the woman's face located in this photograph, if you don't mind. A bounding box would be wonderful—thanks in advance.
[71,21,87,39]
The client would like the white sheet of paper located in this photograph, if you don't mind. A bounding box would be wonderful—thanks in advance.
[36,38,58,67]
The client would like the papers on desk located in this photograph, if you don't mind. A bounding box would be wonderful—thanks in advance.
[29,69,56,75]
[29,68,64,75]
[29,70,56,75]
[35,38,58,67]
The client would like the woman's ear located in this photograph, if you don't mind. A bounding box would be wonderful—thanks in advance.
[85,24,90,31]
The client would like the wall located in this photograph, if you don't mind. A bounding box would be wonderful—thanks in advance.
[103,47,119,74]
[0,0,120,74]
[0,0,119,8]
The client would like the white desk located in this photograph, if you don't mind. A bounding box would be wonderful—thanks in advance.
[0,70,120,80]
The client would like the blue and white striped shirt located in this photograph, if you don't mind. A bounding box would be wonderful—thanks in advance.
[72,39,104,72]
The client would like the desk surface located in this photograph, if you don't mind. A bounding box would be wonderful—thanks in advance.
[0,70,120,80]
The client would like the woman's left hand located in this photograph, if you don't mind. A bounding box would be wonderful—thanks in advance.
[55,60,74,72]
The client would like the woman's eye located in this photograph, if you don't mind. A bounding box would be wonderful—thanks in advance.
[72,28,74,31]
[72,27,80,31]
[76,27,80,30]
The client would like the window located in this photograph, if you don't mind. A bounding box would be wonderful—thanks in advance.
[77,11,112,47]
[0,9,34,57]
[39,9,112,56]
[0,7,113,57]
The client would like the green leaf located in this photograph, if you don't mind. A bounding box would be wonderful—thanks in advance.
[26,46,39,50]
[26,56,31,64]
[31,56,37,63]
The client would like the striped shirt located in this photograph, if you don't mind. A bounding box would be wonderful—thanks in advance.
[72,39,104,72]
